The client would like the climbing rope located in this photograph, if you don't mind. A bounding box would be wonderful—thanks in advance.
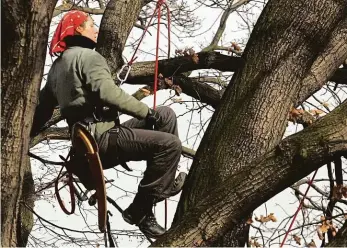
[152,0,171,231]
[117,0,171,85]
[280,169,318,247]
[55,151,76,215]
[117,0,172,230]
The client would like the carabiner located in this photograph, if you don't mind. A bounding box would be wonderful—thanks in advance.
[116,64,132,84]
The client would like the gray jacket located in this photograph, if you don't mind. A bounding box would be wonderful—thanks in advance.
[31,44,149,140]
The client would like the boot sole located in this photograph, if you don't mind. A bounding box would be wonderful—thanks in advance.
[139,227,165,239]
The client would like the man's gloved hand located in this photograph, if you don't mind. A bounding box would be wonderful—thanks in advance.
[145,108,162,130]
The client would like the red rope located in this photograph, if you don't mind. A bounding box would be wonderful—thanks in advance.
[280,169,318,247]
[128,8,159,66]
[151,0,171,230]
[125,0,172,230]
[55,167,76,215]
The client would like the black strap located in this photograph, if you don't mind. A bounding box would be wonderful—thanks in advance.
[104,211,116,247]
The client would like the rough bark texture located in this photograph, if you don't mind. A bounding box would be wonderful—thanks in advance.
[326,221,347,247]
[1,0,57,246]
[16,158,35,247]
[96,0,143,77]
[152,99,347,247]
[172,0,347,246]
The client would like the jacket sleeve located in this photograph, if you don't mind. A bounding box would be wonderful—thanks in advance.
[30,84,58,137]
[80,50,149,119]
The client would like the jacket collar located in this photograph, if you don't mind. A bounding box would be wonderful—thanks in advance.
[64,35,96,50]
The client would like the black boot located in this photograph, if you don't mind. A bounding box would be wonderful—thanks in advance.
[138,211,166,239]
[154,172,187,204]
[122,194,166,238]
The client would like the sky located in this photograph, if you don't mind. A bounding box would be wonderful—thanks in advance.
[29,0,346,247]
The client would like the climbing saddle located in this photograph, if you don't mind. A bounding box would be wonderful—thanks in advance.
[56,122,107,232]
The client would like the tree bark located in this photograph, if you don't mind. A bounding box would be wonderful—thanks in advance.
[1,0,57,246]
[326,221,347,247]
[96,0,143,77]
[152,99,347,247]
[173,0,347,246]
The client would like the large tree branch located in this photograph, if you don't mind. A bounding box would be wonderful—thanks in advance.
[153,100,347,247]
[126,52,243,85]
[125,52,346,107]
[296,16,347,106]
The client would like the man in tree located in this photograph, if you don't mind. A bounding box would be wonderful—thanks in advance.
[30,10,185,239]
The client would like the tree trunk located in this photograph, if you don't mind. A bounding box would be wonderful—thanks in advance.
[1,0,57,246]
[16,158,35,247]
[96,0,143,77]
[173,0,347,246]
[152,100,347,247]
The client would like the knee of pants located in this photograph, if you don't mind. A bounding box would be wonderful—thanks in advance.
[167,136,182,156]
[157,106,176,123]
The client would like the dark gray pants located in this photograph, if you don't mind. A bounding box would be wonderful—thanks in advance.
[100,106,181,199]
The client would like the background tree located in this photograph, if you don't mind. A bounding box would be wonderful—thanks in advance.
[2,0,347,247]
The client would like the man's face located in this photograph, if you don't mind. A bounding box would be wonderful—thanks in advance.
[77,16,98,42]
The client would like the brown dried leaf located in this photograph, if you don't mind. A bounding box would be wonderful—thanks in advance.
[310,109,324,116]
[254,240,261,248]
[255,215,270,223]
[172,85,182,96]
[246,218,254,225]
[307,239,317,247]
[293,234,301,245]
[172,98,182,103]
[231,42,242,51]
[250,239,261,248]
[192,53,199,64]
[317,228,324,240]
[333,185,343,200]
[322,102,330,108]
[331,225,337,237]
[342,185,347,198]
[268,213,277,222]
[319,223,330,233]
[289,107,302,123]
[164,78,173,87]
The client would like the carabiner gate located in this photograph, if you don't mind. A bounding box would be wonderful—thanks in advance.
[117,64,132,84]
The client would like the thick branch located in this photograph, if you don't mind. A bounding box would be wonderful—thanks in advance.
[153,100,347,247]
[30,127,69,148]
[126,52,243,85]
[126,52,345,107]
[30,127,196,159]
[296,16,347,106]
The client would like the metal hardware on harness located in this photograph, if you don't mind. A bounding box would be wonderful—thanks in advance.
[116,64,132,84]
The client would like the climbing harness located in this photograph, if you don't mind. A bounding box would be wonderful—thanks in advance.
[54,123,108,231]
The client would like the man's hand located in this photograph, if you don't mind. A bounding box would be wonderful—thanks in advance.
[145,108,162,130]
